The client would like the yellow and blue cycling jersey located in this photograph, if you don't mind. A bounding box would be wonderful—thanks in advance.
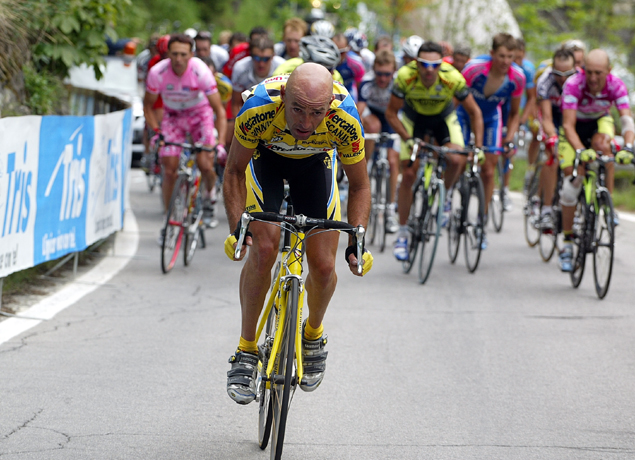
[234,74,365,165]
[273,57,345,85]
[392,61,469,119]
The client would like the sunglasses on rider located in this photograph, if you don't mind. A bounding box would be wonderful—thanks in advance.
[551,69,577,78]
[252,55,272,63]
[375,71,393,77]
[416,58,443,69]
[338,47,350,54]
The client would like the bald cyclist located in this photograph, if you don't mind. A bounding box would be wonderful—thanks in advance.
[558,49,634,272]
[223,63,372,404]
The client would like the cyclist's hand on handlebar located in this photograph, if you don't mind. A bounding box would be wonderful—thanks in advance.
[545,135,558,151]
[473,147,485,165]
[615,147,633,165]
[579,148,597,163]
[405,137,415,152]
[224,226,253,261]
[216,144,228,167]
[503,142,516,158]
[345,245,373,276]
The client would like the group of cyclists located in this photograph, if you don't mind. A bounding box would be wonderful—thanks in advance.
[139,20,634,407]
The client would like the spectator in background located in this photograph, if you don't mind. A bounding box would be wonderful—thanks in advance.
[275,17,308,59]
[195,30,229,73]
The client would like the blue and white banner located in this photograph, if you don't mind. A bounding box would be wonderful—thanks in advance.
[0,109,132,278]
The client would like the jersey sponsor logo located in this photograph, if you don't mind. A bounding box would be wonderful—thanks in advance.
[246,204,257,212]
[326,112,359,141]
[616,96,629,106]
[563,95,577,104]
[351,138,361,153]
[167,84,174,90]
[340,151,360,159]
[238,109,276,138]
[323,156,332,169]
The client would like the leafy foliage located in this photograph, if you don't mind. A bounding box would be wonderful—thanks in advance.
[22,63,66,115]
[27,0,131,79]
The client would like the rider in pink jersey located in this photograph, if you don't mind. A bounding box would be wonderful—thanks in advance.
[144,34,227,238]
[557,49,635,272]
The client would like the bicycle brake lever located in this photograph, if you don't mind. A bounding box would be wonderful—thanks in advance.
[234,212,252,259]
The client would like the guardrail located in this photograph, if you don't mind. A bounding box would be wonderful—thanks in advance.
[0,85,133,313]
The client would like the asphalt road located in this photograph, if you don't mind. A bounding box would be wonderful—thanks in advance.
[1,169,634,459]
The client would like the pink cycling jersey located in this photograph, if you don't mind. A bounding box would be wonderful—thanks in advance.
[561,71,630,121]
[146,57,218,111]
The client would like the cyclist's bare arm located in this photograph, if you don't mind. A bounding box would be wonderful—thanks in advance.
[520,87,537,125]
[505,96,522,146]
[562,108,585,151]
[385,95,409,141]
[540,99,557,138]
[460,93,484,147]
[143,92,160,132]
[207,92,227,145]
[342,157,371,276]
[618,107,635,145]
[223,140,253,242]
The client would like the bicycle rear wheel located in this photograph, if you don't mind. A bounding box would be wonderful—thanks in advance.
[447,177,462,264]
[490,159,504,233]
[570,198,589,288]
[402,179,425,274]
[464,175,485,273]
[270,277,298,460]
[418,180,445,284]
[161,176,188,273]
[593,190,615,299]
[538,225,557,262]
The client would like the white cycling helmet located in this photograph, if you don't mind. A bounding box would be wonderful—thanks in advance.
[300,35,340,70]
[184,28,198,39]
[310,20,335,38]
[402,35,424,59]
[344,28,368,53]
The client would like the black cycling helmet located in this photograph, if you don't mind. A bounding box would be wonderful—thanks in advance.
[299,35,340,70]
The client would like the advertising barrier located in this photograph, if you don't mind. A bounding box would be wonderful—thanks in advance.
[0,109,132,278]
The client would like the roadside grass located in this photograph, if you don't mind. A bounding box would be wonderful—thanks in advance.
[508,158,635,212]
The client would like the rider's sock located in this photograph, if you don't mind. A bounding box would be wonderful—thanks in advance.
[238,337,258,354]
[304,321,324,341]
[541,206,552,215]
[563,231,573,242]
[398,225,409,239]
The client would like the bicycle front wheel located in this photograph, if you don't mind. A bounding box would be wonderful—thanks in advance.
[490,159,504,233]
[184,193,203,266]
[447,177,462,264]
[593,190,615,299]
[464,175,485,273]
[161,176,188,273]
[270,277,298,460]
[402,180,425,274]
[570,198,589,288]
[418,180,445,284]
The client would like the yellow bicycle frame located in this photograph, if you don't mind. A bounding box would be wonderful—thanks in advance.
[254,229,306,386]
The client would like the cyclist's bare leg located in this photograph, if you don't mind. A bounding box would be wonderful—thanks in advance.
[397,159,418,225]
[304,230,339,330]
[592,133,613,193]
[444,144,467,190]
[388,148,399,200]
[161,155,180,211]
[196,147,217,194]
[239,221,281,342]
[362,114,380,162]
[481,153,498,215]
[540,160,558,207]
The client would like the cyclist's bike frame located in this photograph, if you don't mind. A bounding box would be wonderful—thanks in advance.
[401,139,452,284]
[569,150,616,299]
[160,141,216,273]
[233,207,366,460]
[365,132,400,253]
[447,148,485,273]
